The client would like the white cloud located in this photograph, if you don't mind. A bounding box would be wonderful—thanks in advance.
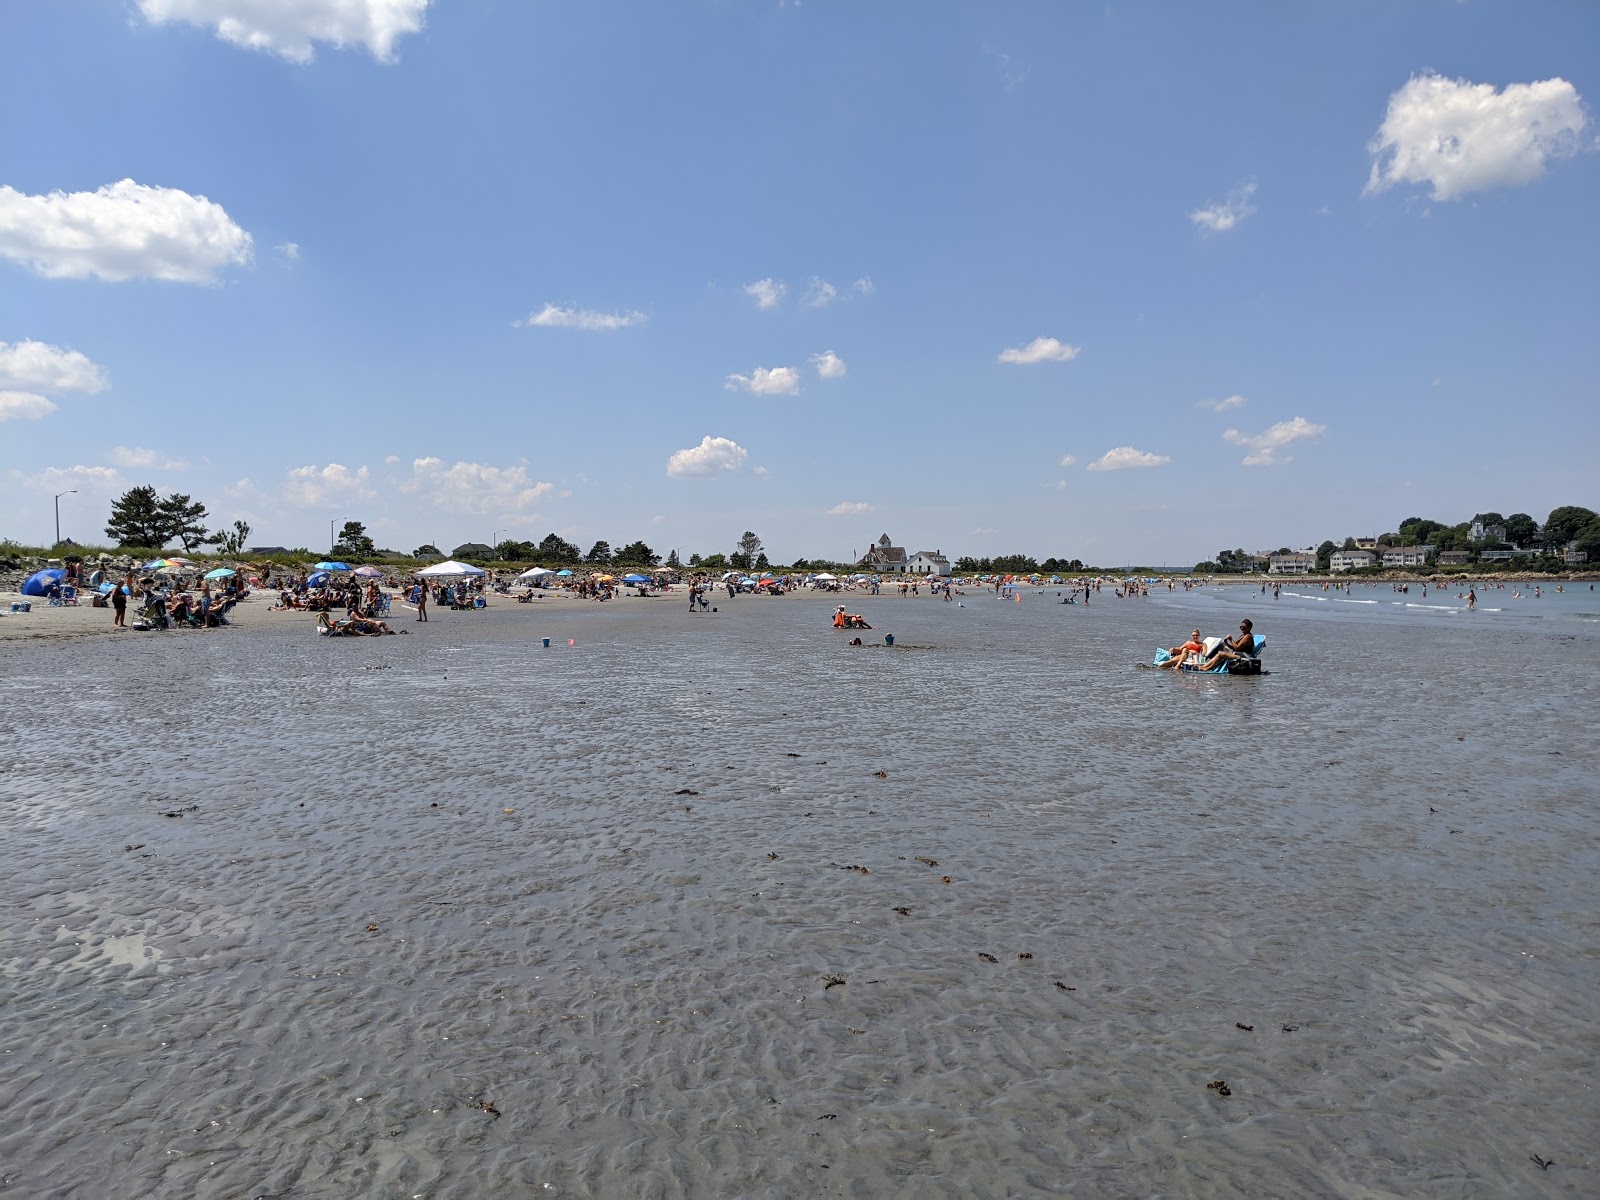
[998,336,1080,365]
[1087,446,1172,471]
[276,241,300,260]
[1366,73,1588,201]
[804,277,838,307]
[283,462,373,507]
[810,350,846,380]
[402,457,555,514]
[109,446,188,470]
[650,514,666,525]
[854,276,874,294]
[827,501,873,516]
[0,179,252,283]
[19,463,127,494]
[383,454,400,464]
[1047,480,1069,491]
[1189,181,1258,232]
[744,278,786,309]
[1198,393,1247,412]
[1223,416,1326,466]
[751,465,769,476]
[138,0,430,63]
[515,302,648,331]
[725,365,801,395]
[1058,454,1077,467]
[0,391,56,421]
[667,435,748,478]
[0,340,109,394]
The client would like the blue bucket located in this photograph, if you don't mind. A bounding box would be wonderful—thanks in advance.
[542,637,551,647]
[884,633,894,646]
[11,602,30,613]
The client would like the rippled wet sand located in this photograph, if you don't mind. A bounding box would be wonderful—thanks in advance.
[3,594,1595,1197]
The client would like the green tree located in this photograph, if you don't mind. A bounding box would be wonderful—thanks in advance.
[211,519,251,556]
[614,540,659,568]
[496,539,534,562]
[585,540,613,564]
[1341,536,1357,551]
[698,553,728,570]
[1542,506,1596,548]
[688,552,703,566]
[1504,513,1538,546]
[665,548,681,568]
[105,485,168,547]
[333,520,375,558]
[1194,560,1220,573]
[157,493,210,552]
[734,531,763,564]
[1316,540,1336,570]
[538,532,581,562]
[1470,511,1506,529]
[414,543,441,558]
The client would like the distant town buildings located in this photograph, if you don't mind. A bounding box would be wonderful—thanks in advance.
[1381,545,1432,567]
[1268,551,1316,575]
[1469,520,1507,543]
[1436,550,1472,565]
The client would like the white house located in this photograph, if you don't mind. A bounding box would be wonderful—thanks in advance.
[1330,550,1374,572]
[905,550,951,576]
[859,534,909,573]
[1565,541,1588,565]
[1469,520,1507,544]
[1380,544,1432,567]
[1269,552,1315,575]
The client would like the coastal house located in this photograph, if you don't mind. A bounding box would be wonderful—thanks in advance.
[1436,550,1472,566]
[1269,552,1316,575]
[905,550,952,576]
[1380,545,1432,567]
[859,534,909,573]
[1469,520,1507,543]
[1565,541,1589,565]
[1353,537,1379,551]
[1480,547,1535,561]
[453,542,495,560]
[1329,549,1375,572]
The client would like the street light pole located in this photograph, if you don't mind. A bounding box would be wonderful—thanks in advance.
[54,489,76,546]
[492,529,507,559]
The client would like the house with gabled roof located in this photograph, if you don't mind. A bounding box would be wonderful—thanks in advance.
[859,534,909,573]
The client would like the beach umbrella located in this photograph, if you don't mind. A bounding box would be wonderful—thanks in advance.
[21,568,66,596]
[306,571,331,588]
[417,560,486,577]
[555,569,573,577]
[621,573,650,584]
[204,567,236,580]
[650,566,674,575]
[595,573,617,583]
[352,565,383,578]
[313,560,351,572]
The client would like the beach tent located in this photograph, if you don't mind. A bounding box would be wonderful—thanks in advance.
[621,573,650,584]
[417,560,486,577]
[515,567,554,581]
[20,568,66,596]
[813,572,837,581]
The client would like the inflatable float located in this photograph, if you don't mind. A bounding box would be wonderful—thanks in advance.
[1153,634,1266,675]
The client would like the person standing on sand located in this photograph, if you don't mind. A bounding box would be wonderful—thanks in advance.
[112,572,130,628]
[416,580,429,622]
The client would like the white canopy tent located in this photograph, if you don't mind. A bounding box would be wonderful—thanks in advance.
[514,567,555,581]
[417,560,487,577]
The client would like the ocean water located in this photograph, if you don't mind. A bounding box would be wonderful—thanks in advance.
[2,589,1595,1198]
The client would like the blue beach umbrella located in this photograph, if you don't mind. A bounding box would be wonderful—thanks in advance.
[204,567,236,580]
[621,573,650,584]
[21,568,66,596]
[307,571,331,587]
[555,569,573,576]
[313,560,351,572]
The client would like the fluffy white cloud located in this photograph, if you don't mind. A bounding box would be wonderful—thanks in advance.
[667,436,748,477]
[1199,393,1247,412]
[0,180,252,283]
[402,457,554,514]
[1058,453,1077,467]
[804,277,838,307]
[725,366,801,395]
[0,391,56,421]
[283,462,373,507]
[854,276,874,294]
[276,241,300,260]
[0,340,110,395]
[1223,417,1326,466]
[109,446,188,470]
[744,278,786,309]
[1087,446,1171,471]
[998,336,1080,365]
[751,465,769,476]
[827,501,873,516]
[1367,73,1588,201]
[1189,181,1257,232]
[138,0,430,62]
[515,302,648,331]
[810,350,846,379]
[19,463,127,493]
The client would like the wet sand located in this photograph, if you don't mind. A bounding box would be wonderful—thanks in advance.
[2,591,1595,1197]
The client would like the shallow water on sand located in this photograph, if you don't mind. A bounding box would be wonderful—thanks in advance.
[2,592,1596,1198]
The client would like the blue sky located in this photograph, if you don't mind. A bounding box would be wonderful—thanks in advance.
[2,1,1596,565]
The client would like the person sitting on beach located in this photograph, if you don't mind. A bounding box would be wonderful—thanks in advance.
[834,606,849,628]
[347,614,393,635]
[1159,629,1208,670]
[847,614,872,629]
[1199,619,1257,670]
